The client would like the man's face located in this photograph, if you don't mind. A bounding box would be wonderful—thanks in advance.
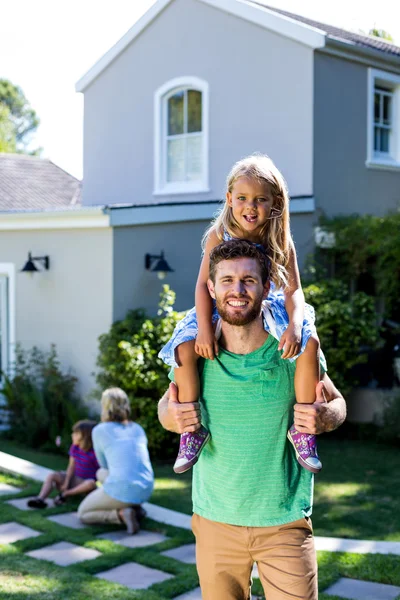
[207,258,269,326]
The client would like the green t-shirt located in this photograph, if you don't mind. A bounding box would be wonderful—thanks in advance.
[192,335,314,527]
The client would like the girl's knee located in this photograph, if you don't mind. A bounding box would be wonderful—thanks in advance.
[175,340,197,366]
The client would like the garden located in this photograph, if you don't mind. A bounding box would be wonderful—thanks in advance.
[1,212,400,598]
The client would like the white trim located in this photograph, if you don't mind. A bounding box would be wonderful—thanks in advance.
[75,0,326,93]
[0,208,110,231]
[367,68,400,169]
[198,0,326,49]
[110,196,315,227]
[154,76,209,195]
[75,0,174,92]
[0,264,16,378]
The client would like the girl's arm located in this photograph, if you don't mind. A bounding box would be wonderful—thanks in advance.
[194,228,220,360]
[61,456,75,492]
[279,240,305,359]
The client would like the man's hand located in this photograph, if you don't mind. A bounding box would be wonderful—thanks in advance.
[294,379,345,435]
[158,382,201,434]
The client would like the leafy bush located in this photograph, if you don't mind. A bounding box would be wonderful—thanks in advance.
[95,286,185,459]
[376,394,400,446]
[2,345,87,452]
[304,280,380,393]
[316,212,400,319]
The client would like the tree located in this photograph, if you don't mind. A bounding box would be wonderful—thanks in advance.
[0,79,41,154]
[369,28,393,41]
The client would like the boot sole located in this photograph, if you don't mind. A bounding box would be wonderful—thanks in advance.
[287,431,322,474]
[173,432,211,474]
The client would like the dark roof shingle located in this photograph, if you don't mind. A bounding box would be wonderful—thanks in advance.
[249,2,400,58]
[0,153,81,212]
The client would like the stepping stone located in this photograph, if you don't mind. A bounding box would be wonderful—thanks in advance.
[0,483,22,495]
[98,529,167,548]
[27,541,101,566]
[315,536,400,556]
[0,522,41,545]
[324,577,400,600]
[143,502,192,530]
[162,543,196,563]
[173,588,259,599]
[95,561,173,589]
[6,497,40,511]
[47,512,87,530]
[0,451,52,482]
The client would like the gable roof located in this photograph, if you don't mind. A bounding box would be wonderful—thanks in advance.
[250,2,400,58]
[76,0,400,93]
[0,154,81,212]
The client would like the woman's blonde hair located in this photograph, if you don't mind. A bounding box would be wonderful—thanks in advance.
[203,154,291,288]
[101,387,131,423]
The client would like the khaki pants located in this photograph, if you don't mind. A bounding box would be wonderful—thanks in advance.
[192,513,317,600]
[77,468,131,525]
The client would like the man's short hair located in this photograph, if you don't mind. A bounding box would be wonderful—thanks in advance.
[209,239,270,284]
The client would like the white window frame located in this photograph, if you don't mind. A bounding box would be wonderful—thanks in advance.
[154,76,209,195]
[0,264,16,387]
[366,68,400,171]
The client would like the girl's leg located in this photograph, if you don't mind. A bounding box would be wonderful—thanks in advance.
[288,335,322,473]
[173,340,210,474]
[38,471,63,499]
[62,479,97,498]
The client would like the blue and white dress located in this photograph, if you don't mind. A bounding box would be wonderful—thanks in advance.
[159,235,323,370]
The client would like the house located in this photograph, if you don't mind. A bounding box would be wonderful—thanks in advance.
[1,0,400,401]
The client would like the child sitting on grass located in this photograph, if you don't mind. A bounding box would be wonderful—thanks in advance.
[28,420,99,508]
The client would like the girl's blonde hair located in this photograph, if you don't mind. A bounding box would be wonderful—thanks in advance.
[101,387,131,423]
[203,154,291,288]
[72,420,97,452]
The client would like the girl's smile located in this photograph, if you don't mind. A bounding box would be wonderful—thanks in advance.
[227,176,274,237]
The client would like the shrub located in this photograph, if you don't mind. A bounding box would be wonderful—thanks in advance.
[1,345,87,452]
[304,280,380,393]
[376,394,400,446]
[95,285,185,459]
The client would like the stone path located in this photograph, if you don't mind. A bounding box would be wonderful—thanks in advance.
[1,451,400,599]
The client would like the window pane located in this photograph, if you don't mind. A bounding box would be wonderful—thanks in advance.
[167,138,185,182]
[187,135,203,181]
[374,126,379,152]
[187,90,202,133]
[168,92,184,135]
[380,128,389,153]
[383,94,392,126]
[374,92,380,122]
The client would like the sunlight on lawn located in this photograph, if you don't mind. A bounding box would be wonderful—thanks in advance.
[315,482,370,501]
[153,477,191,491]
[0,571,55,593]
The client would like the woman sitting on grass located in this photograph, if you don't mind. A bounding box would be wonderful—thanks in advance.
[28,420,99,509]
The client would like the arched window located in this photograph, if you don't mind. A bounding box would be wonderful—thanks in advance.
[154,77,209,194]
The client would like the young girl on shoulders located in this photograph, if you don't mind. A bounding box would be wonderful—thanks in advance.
[159,154,322,475]
[28,420,99,508]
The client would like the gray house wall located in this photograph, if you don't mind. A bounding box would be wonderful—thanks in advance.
[82,0,315,207]
[314,52,400,217]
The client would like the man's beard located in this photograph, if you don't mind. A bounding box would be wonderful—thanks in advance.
[215,295,263,326]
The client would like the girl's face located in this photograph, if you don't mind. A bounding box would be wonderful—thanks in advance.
[72,430,82,446]
[227,176,274,238]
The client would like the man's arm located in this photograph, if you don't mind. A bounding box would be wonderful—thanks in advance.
[293,374,346,435]
[158,382,201,434]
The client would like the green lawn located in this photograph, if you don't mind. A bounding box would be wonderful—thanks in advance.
[2,436,399,541]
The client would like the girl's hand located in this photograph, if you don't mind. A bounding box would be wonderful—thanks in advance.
[278,322,302,359]
[60,483,69,493]
[195,327,219,360]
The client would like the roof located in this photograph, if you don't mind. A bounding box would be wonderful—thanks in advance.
[251,2,400,57]
[76,0,400,93]
[0,153,81,212]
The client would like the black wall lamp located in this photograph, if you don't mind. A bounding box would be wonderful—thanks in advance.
[21,252,50,273]
[145,251,174,280]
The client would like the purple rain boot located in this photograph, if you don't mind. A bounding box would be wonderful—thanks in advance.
[173,426,211,474]
[287,424,322,474]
